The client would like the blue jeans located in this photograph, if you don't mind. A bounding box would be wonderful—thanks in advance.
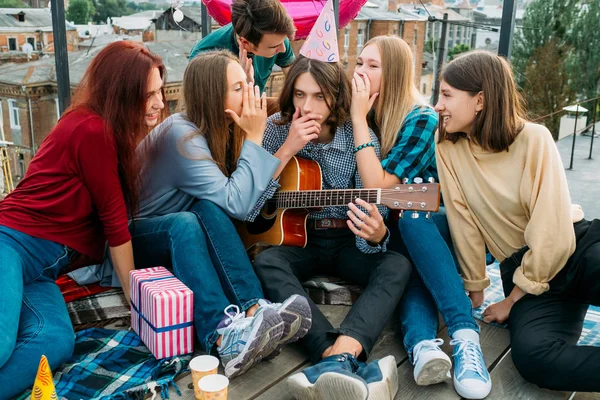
[391,208,478,363]
[129,200,265,352]
[0,225,75,398]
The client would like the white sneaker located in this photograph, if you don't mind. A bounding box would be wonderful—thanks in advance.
[412,338,452,386]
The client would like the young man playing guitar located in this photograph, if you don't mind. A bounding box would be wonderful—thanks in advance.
[251,11,411,399]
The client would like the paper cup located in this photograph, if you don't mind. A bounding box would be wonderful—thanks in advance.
[198,374,229,400]
[189,355,220,399]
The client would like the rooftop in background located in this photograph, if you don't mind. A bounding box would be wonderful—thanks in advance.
[0,8,76,32]
[356,0,427,21]
[0,38,195,86]
[399,3,471,21]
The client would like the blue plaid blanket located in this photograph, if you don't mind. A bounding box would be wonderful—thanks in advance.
[51,328,191,400]
[473,263,600,346]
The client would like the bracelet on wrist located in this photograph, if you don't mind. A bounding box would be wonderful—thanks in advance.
[353,141,375,154]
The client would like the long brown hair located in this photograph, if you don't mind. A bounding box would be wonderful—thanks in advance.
[66,40,167,216]
[276,56,351,132]
[182,50,244,176]
[363,36,427,158]
[438,50,526,152]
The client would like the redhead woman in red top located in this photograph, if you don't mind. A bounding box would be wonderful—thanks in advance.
[0,41,166,396]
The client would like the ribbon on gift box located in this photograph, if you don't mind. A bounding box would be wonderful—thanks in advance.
[133,275,193,334]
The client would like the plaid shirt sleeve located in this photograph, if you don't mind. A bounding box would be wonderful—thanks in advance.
[246,118,285,221]
[381,106,438,182]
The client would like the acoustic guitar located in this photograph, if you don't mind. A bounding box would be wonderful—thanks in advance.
[237,156,440,250]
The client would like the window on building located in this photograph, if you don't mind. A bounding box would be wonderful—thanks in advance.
[413,27,418,46]
[18,153,25,180]
[27,37,35,49]
[168,100,178,113]
[357,29,364,48]
[8,38,17,51]
[8,100,20,130]
[344,28,350,49]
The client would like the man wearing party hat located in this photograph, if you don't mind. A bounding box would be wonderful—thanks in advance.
[252,1,407,399]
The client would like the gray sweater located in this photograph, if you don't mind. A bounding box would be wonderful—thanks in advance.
[136,113,280,221]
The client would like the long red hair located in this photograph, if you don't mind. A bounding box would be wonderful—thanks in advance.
[65,40,168,216]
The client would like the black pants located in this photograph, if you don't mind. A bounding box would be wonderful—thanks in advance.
[253,227,411,364]
[500,219,600,392]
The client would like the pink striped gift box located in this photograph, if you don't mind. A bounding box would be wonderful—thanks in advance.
[130,267,194,359]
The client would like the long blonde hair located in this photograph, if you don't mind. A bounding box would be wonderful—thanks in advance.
[365,36,426,157]
[182,50,244,176]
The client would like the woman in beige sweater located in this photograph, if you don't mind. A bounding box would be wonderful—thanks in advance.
[434,50,600,392]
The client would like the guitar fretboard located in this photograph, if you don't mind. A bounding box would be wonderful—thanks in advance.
[269,189,381,209]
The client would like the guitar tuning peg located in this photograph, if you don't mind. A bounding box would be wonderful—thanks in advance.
[425,212,431,219]
[411,212,420,219]
[413,177,423,184]
[428,177,436,183]
[402,178,409,184]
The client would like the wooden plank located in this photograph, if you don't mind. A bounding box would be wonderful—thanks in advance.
[486,349,569,400]
[170,305,352,400]
[395,321,511,400]
[571,392,600,399]
[254,305,352,400]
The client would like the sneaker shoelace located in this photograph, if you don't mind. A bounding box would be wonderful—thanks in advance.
[338,353,362,372]
[413,338,445,365]
[223,304,245,326]
[449,339,488,382]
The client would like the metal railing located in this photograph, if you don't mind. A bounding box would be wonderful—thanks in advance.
[531,95,599,170]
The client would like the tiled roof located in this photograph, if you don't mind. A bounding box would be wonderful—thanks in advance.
[0,38,196,86]
[0,8,75,31]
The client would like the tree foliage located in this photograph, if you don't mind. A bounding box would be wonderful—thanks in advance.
[448,43,470,61]
[0,0,28,7]
[93,0,128,23]
[511,0,585,138]
[522,38,575,137]
[67,0,90,24]
[567,0,600,101]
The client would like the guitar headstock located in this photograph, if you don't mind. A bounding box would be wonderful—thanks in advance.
[380,177,440,212]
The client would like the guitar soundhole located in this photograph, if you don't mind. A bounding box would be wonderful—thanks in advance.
[246,204,278,235]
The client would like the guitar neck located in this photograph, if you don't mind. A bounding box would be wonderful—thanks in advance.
[270,189,381,209]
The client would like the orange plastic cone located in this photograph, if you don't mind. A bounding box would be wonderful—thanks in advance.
[32,355,58,400]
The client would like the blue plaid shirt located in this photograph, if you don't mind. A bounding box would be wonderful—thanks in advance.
[381,106,439,183]
[252,114,389,254]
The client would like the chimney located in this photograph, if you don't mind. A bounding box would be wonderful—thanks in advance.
[388,0,397,12]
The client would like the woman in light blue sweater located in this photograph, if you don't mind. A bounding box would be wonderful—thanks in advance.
[128,51,311,378]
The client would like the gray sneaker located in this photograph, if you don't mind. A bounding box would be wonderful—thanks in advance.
[257,294,312,346]
[216,305,284,378]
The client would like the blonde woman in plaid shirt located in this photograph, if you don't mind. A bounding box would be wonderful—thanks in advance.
[351,36,491,399]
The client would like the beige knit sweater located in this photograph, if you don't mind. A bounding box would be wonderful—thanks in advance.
[436,123,583,295]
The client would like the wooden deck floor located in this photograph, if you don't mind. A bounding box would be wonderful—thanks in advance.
[168,305,599,400]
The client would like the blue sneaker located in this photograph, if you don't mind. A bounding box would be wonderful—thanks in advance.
[216,305,284,378]
[450,338,491,399]
[287,353,369,400]
[356,355,398,400]
[257,295,312,346]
